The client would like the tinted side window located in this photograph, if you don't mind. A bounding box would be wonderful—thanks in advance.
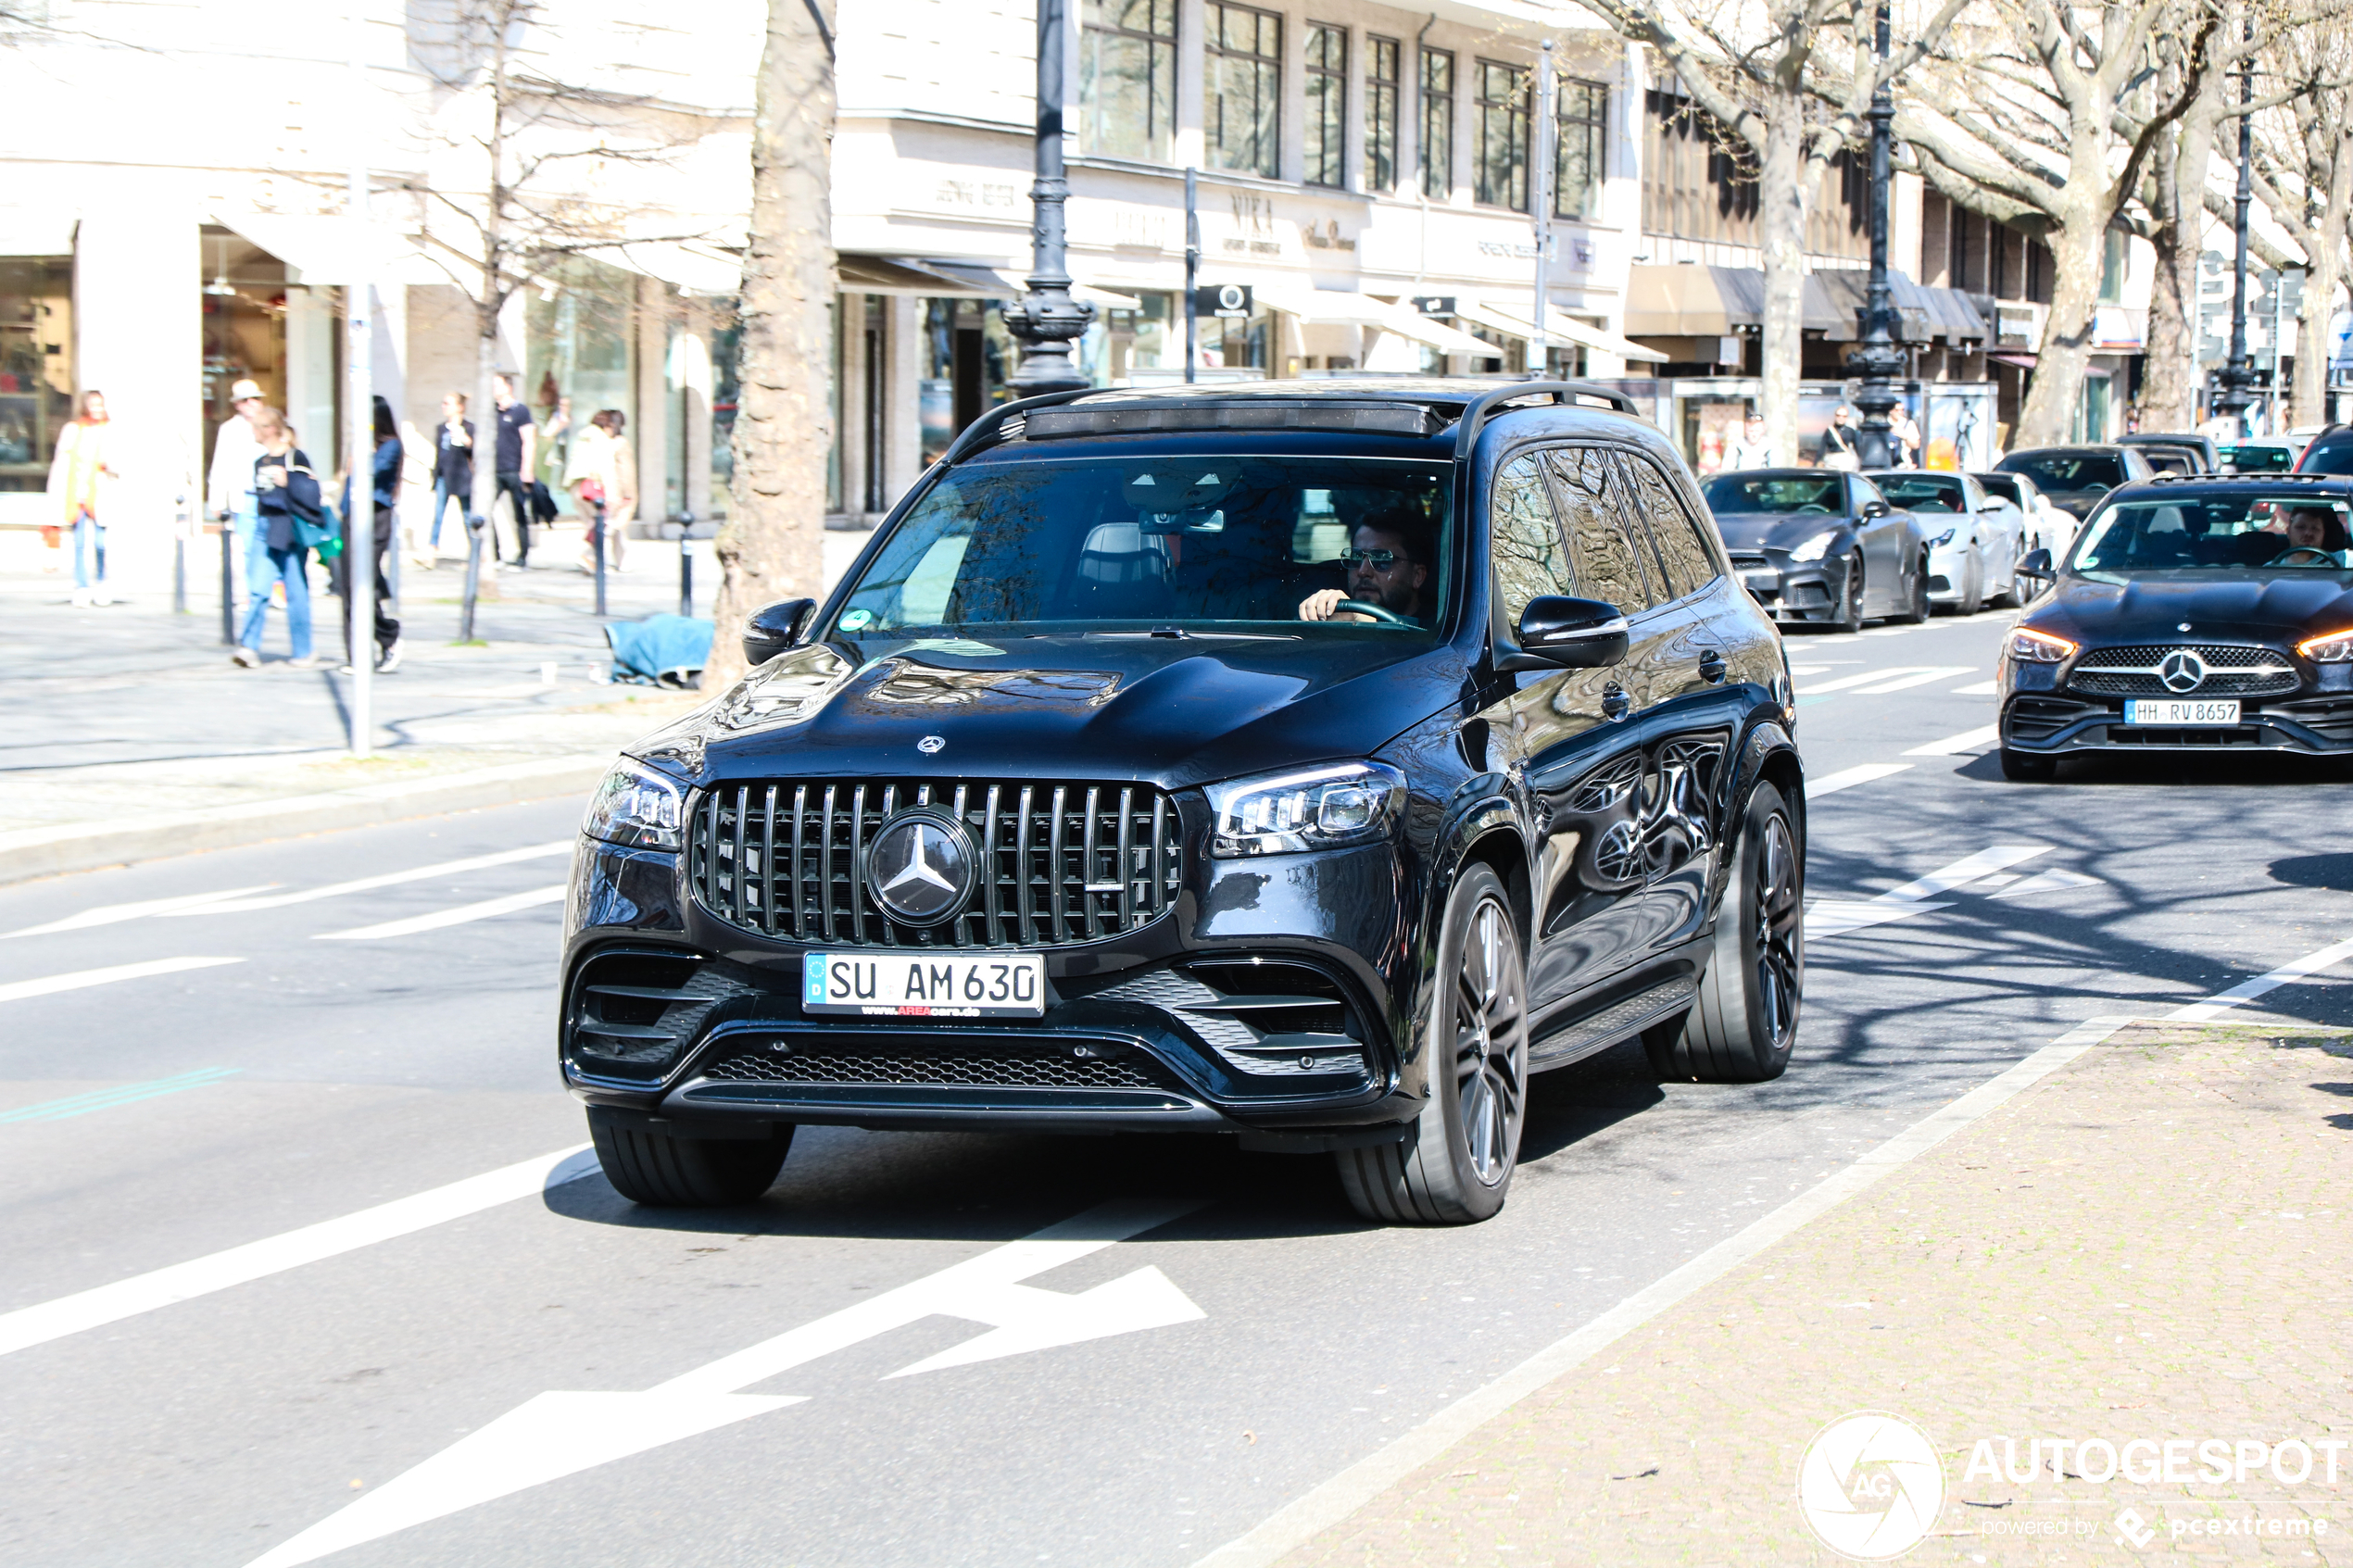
[1543,446,1660,611]
[1490,453,1572,625]
[1852,475,1888,509]
[1616,452,1718,600]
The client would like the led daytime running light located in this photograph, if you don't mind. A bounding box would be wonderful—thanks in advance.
[2007,626,2076,663]
[2297,627,2353,662]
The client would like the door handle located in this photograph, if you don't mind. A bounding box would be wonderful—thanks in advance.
[1601,682,1630,721]
[1697,650,1728,684]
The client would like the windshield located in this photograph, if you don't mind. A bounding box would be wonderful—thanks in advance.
[1876,474,1966,512]
[1702,474,1843,514]
[2299,441,2353,476]
[831,454,1455,638]
[2070,494,2353,574]
[2139,448,2198,476]
[2003,452,2126,491]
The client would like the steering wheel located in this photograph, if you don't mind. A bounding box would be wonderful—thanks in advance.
[1331,600,1415,627]
[1795,504,1832,514]
[2269,546,2337,566]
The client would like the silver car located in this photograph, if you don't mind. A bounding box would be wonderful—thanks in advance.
[1867,470,2028,613]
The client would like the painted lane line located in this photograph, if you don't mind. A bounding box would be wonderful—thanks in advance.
[1849,666,1978,696]
[1986,868,2100,901]
[245,1199,1206,1568]
[1795,665,1945,696]
[1805,762,1913,799]
[314,884,568,941]
[0,1145,598,1360]
[0,955,245,1005]
[2167,933,2353,1022]
[162,841,573,917]
[1905,723,2002,757]
[1807,844,2051,939]
[0,1068,241,1124]
[1951,679,1999,695]
[6,885,279,939]
[1193,1014,2145,1568]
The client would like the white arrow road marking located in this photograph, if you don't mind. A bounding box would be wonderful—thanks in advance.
[1905,723,2001,756]
[160,842,573,917]
[245,1198,1204,1568]
[1807,845,2051,938]
[0,955,245,1005]
[1805,762,1913,799]
[314,884,567,940]
[2168,933,2353,1022]
[5,885,279,938]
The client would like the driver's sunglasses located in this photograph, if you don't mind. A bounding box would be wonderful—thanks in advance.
[1340,548,1403,569]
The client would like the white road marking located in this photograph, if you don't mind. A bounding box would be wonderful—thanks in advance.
[0,955,245,1006]
[1986,868,2099,900]
[1796,665,1945,696]
[1805,763,1913,798]
[6,886,279,939]
[0,1146,598,1360]
[1848,666,1977,696]
[245,1199,1205,1568]
[162,842,573,917]
[1951,679,1999,695]
[2167,934,2353,1022]
[1807,844,2051,938]
[1905,724,2001,756]
[314,884,568,941]
[1193,1014,2145,1568]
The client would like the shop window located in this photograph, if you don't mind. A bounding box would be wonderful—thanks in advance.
[1419,47,1454,200]
[0,257,72,493]
[920,297,1015,469]
[1081,0,1177,164]
[1475,60,1529,212]
[1304,24,1345,188]
[1085,291,1175,389]
[2100,226,2127,304]
[1207,3,1281,179]
[524,255,638,518]
[1365,36,1400,193]
[1554,79,1606,220]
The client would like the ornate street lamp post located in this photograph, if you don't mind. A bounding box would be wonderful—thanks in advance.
[1846,1,1904,470]
[1003,0,1097,395]
[2213,23,2257,433]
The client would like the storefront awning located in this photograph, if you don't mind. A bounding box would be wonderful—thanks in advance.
[213,213,441,285]
[1460,301,1671,364]
[0,207,76,257]
[836,254,1138,308]
[2092,304,2145,350]
[1248,282,1496,358]
[616,241,743,295]
[1808,267,1936,343]
[1991,352,2038,370]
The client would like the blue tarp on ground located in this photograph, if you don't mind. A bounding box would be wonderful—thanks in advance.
[606,613,714,687]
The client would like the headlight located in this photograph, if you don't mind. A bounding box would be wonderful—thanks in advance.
[583,758,687,850]
[1207,761,1405,858]
[1788,531,1836,562]
[2007,626,2076,663]
[2299,628,2353,662]
[1924,527,1957,549]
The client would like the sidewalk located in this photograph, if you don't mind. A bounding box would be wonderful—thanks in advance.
[0,525,869,883]
[1262,1019,2352,1566]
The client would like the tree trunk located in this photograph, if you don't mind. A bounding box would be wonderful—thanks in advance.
[708,0,837,689]
[2017,206,2106,447]
[2140,80,2217,433]
[2294,138,2351,430]
[1756,94,1806,466]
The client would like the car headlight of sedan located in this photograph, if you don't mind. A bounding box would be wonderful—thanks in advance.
[1924,527,1957,549]
[1207,761,1405,858]
[583,758,687,850]
[2007,626,2077,663]
[2298,628,2353,662]
[1787,530,1837,563]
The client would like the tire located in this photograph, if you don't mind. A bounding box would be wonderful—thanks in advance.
[1833,552,1865,633]
[1644,782,1802,1084]
[2000,747,2057,783]
[1891,555,1931,623]
[1337,862,1529,1224]
[1997,535,2031,608]
[590,1116,793,1206]
[1957,552,1983,616]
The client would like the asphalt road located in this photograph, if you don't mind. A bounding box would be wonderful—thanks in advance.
[5,606,2351,1568]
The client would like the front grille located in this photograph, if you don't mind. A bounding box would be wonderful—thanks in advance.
[2069,644,2299,697]
[690,777,1184,948]
[2104,725,2264,746]
[2272,697,2353,741]
[700,1043,1167,1091]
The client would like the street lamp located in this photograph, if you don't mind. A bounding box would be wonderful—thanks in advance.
[1002,0,1097,395]
[2214,19,2257,433]
[1845,0,1904,470]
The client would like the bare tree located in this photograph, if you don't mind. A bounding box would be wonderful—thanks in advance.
[2131,56,2229,430]
[1567,0,1962,463]
[2248,21,2353,428]
[705,0,836,688]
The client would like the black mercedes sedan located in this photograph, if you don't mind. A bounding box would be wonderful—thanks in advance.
[1997,473,2353,780]
[1702,468,1929,632]
[563,380,1807,1224]
[1994,445,2158,521]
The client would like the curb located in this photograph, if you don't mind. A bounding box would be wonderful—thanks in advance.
[0,752,618,887]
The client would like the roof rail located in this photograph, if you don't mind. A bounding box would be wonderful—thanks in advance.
[935,386,1097,470]
[1452,380,1642,461]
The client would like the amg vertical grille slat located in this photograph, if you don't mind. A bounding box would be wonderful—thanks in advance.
[691,776,1184,949]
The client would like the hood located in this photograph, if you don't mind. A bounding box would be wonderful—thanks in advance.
[1713,513,1856,552]
[2043,488,2109,520]
[2029,571,2353,646]
[629,633,1466,791]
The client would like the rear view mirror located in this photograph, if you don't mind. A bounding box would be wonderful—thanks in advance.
[742,598,815,666]
[2018,548,2055,583]
[1862,499,1890,518]
[1508,596,1629,670]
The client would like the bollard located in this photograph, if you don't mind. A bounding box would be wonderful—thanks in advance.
[677,508,695,618]
[592,499,609,618]
[459,513,485,642]
[172,493,189,615]
[220,516,237,645]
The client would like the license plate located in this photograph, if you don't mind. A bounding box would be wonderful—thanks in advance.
[801,950,1046,1018]
[2123,699,2242,724]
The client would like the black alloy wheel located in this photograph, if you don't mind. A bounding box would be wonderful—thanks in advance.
[1337,862,1529,1224]
[1645,782,1802,1083]
[1833,552,1865,634]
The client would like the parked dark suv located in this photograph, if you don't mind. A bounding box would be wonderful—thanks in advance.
[563,380,1807,1224]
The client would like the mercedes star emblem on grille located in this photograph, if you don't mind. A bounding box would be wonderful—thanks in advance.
[2158,649,2208,693]
[864,808,975,925]
[917,734,946,754]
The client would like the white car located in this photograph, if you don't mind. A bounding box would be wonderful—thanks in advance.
[1973,469,2073,561]
[1868,469,2027,613]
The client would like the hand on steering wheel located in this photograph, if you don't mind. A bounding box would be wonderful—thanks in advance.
[1299,588,1413,626]
[2269,546,2338,566]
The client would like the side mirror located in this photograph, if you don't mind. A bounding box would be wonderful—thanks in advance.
[1507,596,1629,670]
[2018,548,2055,583]
[1861,499,1890,518]
[741,598,815,666]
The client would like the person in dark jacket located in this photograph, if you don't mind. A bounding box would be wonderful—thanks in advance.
[336,395,405,674]
[429,391,474,565]
[232,408,320,668]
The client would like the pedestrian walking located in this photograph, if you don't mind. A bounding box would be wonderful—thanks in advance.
[1893,406,1923,469]
[1820,406,1860,470]
[492,371,537,568]
[47,389,119,607]
[334,396,404,674]
[566,408,635,574]
[1727,412,1777,470]
[233,408,321,668]
[428,392,473,568]
[206,378,267,605]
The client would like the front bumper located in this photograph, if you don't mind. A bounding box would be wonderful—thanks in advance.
[1733,551,1851,622]
[1998,691,2353,756]
[1925,544,1972,603]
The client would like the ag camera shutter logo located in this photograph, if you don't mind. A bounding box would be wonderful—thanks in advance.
[1796,1411,1945,1560]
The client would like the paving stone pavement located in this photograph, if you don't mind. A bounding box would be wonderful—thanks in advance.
[1277,1020,2353,1566]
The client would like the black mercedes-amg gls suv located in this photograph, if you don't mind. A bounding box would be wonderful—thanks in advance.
[562,380,1807,1224]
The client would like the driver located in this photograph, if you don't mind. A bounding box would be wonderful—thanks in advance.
[2282,506,2347,555]
[1299,511,1432,624]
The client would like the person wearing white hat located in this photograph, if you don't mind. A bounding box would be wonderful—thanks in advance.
[207,379,269,606]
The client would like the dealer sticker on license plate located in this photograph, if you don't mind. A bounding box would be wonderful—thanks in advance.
[2124,699,2242,724]
[801,951,1047,1018]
